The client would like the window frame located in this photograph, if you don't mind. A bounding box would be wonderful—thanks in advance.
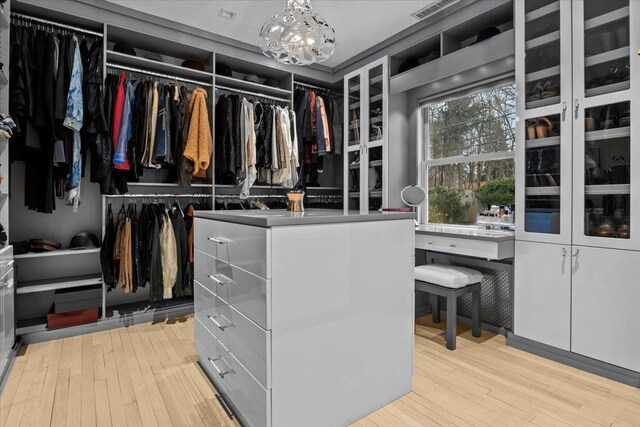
[417,81,516,225]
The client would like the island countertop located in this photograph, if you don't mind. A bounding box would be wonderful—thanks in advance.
[193,209,416,227]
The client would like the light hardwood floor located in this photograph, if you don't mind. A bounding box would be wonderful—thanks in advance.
[2,315,640,427]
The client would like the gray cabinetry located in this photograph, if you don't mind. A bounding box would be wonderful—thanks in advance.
[571,246,640,372]
[514,241,571,350]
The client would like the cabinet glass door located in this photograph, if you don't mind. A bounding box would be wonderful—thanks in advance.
[367,63,386,210]
[581,0,630,98]
[578,101,631,242]
[516,0,572,244]
[523,114,562,235]
[572,0,638,250]
[344,71,365,211]
[523,0,562,110]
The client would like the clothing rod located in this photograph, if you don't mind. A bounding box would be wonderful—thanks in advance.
[294,81,342,96]
[294,81,357,99]
[104,194,211,198]
[11,12,104,38]
[215,85,291,103]
[106,63,213,87]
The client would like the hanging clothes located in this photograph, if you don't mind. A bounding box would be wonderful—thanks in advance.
[184,87,212,179]
[159,208,177,299]
[169,204,191,298]
[240,98,257,198]
[101,204,117,290]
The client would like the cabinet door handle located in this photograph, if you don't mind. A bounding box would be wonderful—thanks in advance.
[207,315,230,331]
[207,274,227,286]
[208,357,234,379]
[562,248,567,259]
[562,102,567,121]
[207,237,229,245]
[7,260,14,267]
[572,249,580,258]
[574,99,579,119]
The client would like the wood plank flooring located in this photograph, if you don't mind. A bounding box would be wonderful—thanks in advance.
[2,315,640,426]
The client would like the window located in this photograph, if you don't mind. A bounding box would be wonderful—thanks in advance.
[420,84,516,224]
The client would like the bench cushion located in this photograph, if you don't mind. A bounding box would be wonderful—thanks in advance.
[415,265,483,288]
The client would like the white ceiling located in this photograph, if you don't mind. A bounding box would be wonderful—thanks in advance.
[105,0,436,68]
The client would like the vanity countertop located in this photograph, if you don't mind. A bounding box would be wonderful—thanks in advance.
[416,224,515,242]
[194,209,416,227]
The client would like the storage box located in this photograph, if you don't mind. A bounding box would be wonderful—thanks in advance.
[525,210,560,234]
[47,306,98,330]
[53,285,102,314]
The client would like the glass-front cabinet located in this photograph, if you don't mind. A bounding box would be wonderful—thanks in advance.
[343,57,389,212]
[516,0,639,250]
[515,0,573,244]
[573,0,638,250]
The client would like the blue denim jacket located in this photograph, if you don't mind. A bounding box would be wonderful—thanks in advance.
[63,37,84,132]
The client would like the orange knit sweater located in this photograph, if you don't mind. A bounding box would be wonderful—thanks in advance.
[184,88,212,178]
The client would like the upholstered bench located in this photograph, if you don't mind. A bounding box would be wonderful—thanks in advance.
[415,264,483,350]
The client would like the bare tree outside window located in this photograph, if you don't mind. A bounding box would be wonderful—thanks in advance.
[424,84,516,224]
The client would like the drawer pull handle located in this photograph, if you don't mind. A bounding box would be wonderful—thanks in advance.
[208,357,234,379]
[6,260,14,267]
[207,237,229,245]
[207,315,230,331]
[427,242,456,248]
[207,274,227,286]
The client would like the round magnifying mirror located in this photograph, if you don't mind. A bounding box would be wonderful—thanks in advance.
[401,185,427,207]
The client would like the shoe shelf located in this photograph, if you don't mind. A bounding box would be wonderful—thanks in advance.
[348,192,360,198]
[525,135,561,149]
[585,47,628,68]
[349,160,382,170]
[584,184,630,196]
[584,6,629,32]
[526,65,560,83]
[349,75,383,93]
[525,2,560,23]
[526,96,560,110]
[16,274,102,295]
[14,248,101,260]
[350,94,383,110]
[525,30,560,51]
[585,81,630,98]
[369,191,383,198]
[525,187,560,196]
[585,126,630,142]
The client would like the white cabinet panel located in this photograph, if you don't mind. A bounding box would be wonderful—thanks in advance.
[571,246,640,372]
[514,241,571,350]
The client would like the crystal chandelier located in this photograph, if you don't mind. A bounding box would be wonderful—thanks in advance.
[259,0,336,65]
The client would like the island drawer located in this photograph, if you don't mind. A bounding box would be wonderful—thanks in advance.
[226,305,270,389]
[194,218,269,279]
[195,249,269,330]
[196,317,270,427]
[194,281,231,346]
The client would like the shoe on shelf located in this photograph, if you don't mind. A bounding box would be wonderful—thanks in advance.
[599,104,619,130]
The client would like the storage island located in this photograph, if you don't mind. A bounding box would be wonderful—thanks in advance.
[193,210,416,427]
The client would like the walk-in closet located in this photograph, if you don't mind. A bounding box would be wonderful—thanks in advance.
[1,1,639,426]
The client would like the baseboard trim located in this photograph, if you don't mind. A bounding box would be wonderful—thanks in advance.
[20,302,194,344]
[507,332,640,388]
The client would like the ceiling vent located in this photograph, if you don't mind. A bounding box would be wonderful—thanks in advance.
[412,0,460,20]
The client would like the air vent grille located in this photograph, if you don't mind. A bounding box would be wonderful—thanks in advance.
[412,0,460,20]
